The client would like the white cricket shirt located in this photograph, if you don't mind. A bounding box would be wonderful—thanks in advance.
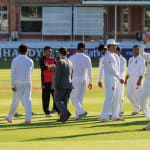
[11,55,34,88]
[69,53,92,84]
[127,55,145,79]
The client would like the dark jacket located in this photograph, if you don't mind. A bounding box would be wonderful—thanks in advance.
[52,56,73,89]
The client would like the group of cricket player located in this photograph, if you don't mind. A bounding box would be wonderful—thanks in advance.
[5,35,150,130]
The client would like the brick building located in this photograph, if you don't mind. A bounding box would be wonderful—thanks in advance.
[1,0,150,41]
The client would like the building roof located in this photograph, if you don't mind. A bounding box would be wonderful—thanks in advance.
[83,0,150,5]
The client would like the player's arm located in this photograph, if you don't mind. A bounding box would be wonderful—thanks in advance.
[87,57,92,90]
[40,57,52,71]
[137,59,145,86]
[31,60,34,76]
[39,57,49,70]
[11,60,16,92]
[125,58,132,85]
[53,61,62,90]
[125,75,129,85]
[105,56,124,84]
[98,57,104,88]
[140,37,150,62]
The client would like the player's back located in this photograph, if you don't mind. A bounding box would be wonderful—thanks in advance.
[12,55,33,81]
[69,53,91,79]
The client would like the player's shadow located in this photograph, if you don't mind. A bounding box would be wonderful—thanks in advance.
[123,114,145,119]
[0,115,148,131]
[22,128,144,142]
[85,120,149,128]
[0,115,100,131]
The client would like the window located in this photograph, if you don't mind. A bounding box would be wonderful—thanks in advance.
[21,6,42,33]
[74,7,104,36]
[145,6,150,32]
[42,7,72,35]
[122,6,129,33]
[0,6,8,33]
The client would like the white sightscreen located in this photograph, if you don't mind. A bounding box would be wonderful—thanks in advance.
[74,7,103,36]
[42,7,72,35]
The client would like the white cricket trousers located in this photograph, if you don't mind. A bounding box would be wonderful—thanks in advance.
[127,77,141,112]
[119,72,125,113]
[7,82,32,122]
[140,79,150,120]
[100,79,120,120]
[70,78,86,118]
[118,82,125,113]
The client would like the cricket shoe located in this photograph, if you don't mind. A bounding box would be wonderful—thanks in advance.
[25,121,31,124]
[143,123,150,130]
[76,112,88,120]
[46,114,52,117]
[120,111,124,114]
[5,116,12,123]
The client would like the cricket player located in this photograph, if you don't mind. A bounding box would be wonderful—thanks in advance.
[116,46,127,114]
[125,45,145,115]
[100,39,124,122]
[6,44,34,124]
[98,44,112,118]
[69,42,92,120]
[98,44,107,88]
[139,37,150,130]
[112,44,122,118]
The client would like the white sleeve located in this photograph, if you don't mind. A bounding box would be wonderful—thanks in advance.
[87,57,92,84]
[69,56,73,62]
[120,57,126,73]
[140,45,150,62]
[98,57,104,82]
[127,58,132,76]
[139,58,145,76]
[31,60,34,75]
[11,59,16,88]
[104,56,120,80]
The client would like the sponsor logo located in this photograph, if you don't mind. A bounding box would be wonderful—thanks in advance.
[112,87,115,91]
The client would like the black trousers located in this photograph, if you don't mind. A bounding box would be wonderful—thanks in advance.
[42,82,59,115]
[54,89,72,118]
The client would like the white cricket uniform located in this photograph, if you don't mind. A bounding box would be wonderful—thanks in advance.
[127,55,145,112]
[100,51,121,120]
[69,53,92,118]
[139,45,150,120]
[7,55,34,122]
[113,53,121,117]
[98,56,111,116]
[119,55,127,113]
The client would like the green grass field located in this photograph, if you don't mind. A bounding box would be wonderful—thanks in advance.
[0,68,150,150]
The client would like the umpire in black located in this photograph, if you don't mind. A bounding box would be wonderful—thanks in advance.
[52,47,73,122]
[40,46,59,117]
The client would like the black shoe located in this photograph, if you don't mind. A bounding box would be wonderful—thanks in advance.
[57,116,67,122]
[57,113,71,123]
[63,113,71,122]
[57,118,64,122]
